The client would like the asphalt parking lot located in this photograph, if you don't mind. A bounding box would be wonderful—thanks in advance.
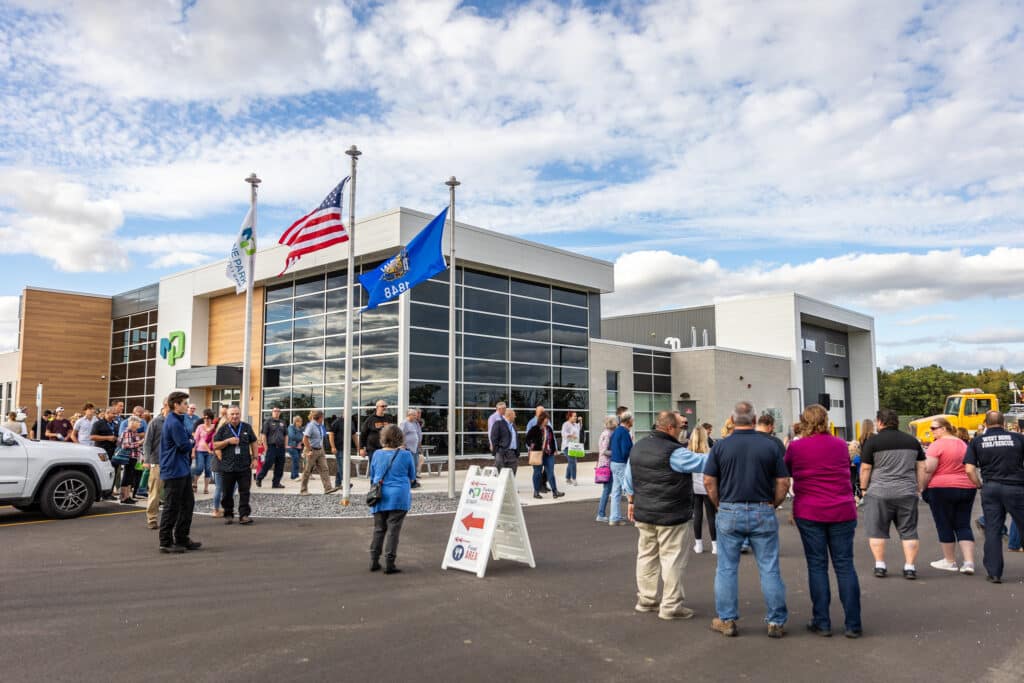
[2,499,1023,683]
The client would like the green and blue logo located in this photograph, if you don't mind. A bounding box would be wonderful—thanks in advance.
[159,330,186,366]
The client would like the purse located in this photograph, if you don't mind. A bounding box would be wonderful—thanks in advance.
[366,451,400,507]
[594,464,611,484]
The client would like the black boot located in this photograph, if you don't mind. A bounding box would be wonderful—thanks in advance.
[384,559,402,574]
[370,558,382,572]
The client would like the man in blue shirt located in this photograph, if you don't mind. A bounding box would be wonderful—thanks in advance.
[624,411,707,620]
[158,391,200,554]
[609,412,635,526]
[704,401,790,638]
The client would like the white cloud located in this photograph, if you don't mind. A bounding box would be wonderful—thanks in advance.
[605,247,1024,316]
[896,314,955,327]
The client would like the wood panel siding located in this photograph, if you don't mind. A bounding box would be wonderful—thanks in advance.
[207,287,264,424]
[17,288,112,413]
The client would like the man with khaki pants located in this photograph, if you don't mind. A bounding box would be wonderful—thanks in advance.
[625,411,709,620]
[143,402,169,529]
[300,410,338,495]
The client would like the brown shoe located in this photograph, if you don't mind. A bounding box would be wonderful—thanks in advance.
[710,618,738,637]
[767,623,785,639]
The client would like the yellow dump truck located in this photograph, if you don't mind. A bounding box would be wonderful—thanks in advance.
[908,389,999,444]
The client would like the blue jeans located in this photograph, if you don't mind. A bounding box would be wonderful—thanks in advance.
[715,502,788,625]
[795,518,861,632]
[596,480,612,519]
[609,462,632,523]
[532,454,558,494]
[564,451,577,481]
[192,451,213,479]
[288,448,301,479]
[212,471,238,512]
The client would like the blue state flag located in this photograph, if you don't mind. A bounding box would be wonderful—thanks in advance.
[358,207,450,310]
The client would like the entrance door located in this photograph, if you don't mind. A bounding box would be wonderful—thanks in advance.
[824,377,847,439]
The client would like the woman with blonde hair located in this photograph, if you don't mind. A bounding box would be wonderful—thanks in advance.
[595,415,617,522]
[785,404,862,638]
[689,425,716,554]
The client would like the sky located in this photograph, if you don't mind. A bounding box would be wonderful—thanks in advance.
[0,0,1022,372]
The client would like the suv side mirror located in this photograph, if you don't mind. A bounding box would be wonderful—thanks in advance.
[1,433,17,446]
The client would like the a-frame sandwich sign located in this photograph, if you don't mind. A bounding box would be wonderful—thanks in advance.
[441,466,536,578]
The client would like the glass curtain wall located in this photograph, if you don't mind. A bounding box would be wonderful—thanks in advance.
[410,267,591,455]
[109,310,159,413]
[632,348,672,438]
[261,265,398,431]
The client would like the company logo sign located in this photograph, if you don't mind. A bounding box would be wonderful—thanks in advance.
[159,330,186,366]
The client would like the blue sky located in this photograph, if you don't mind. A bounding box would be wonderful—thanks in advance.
[1,0,1022,371]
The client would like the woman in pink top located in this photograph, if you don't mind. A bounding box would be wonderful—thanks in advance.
[784,404,861,638]
[921,416,976,574]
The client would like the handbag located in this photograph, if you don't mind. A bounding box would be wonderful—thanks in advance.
[594,464,612,484]
[366,450,400,508]
[111,447,131,466]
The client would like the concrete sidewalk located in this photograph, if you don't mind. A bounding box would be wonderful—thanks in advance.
[191,457,605,511]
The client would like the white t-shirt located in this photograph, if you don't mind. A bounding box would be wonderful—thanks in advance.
[75,416,97,446]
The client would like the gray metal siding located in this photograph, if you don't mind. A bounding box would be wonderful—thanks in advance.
[112,284,160,318]
[601,307,716,348]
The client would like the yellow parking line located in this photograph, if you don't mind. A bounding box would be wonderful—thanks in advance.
[0,508,145,528]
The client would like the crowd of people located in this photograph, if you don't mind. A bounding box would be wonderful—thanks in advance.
[603,401,1024,639]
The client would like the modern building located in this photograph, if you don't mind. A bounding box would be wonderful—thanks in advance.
[0,208,876,449]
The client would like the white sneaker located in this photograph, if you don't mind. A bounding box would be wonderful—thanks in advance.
[930,558,959,572]
[959,563,975,575]
[694,540,704,554]
[711,541,718,555]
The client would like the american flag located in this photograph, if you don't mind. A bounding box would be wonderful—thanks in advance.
[278,177,350,276]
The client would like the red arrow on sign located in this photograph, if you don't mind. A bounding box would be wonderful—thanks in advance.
[461,513,485,530]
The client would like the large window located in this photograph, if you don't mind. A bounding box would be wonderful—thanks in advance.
[410,268,592,454]
[261,266,398,427]
[109,310,158,413]
[632,349,672,438]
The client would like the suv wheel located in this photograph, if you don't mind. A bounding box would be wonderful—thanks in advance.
[39,471,96,519]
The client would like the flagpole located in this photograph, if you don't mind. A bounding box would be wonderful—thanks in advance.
[242,172,260,424]
[445,175,460,499]
[341,145,361,506]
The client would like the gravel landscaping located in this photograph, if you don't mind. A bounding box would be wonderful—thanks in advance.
[194,491,461,519]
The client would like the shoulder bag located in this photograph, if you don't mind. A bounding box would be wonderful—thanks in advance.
[366,450,400,508]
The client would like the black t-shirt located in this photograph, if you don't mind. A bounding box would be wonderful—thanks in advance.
[964,428,1024,486]
[214,421,259,472]
[360,413,394,454]
[261,417,287,448]
[703,429,789,503]
[91,419,117,456]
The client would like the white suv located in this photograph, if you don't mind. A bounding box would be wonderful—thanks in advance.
[0,427,115,519]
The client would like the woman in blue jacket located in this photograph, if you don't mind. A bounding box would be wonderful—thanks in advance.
[368,424,417,574]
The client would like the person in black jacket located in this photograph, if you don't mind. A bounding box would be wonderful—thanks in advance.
[526,412,563,500]
[490,409,520,474]
[625,411,708,621]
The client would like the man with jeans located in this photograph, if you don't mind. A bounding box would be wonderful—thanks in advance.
[625,411,708,620]
[608,412,635,526]
[704,401,790,638]
[158,392,200,553]
[964,410,1024,583]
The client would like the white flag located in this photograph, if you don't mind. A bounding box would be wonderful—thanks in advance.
[226,206,256,294]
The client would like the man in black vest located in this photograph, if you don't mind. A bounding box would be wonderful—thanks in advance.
[625,410,709,620]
